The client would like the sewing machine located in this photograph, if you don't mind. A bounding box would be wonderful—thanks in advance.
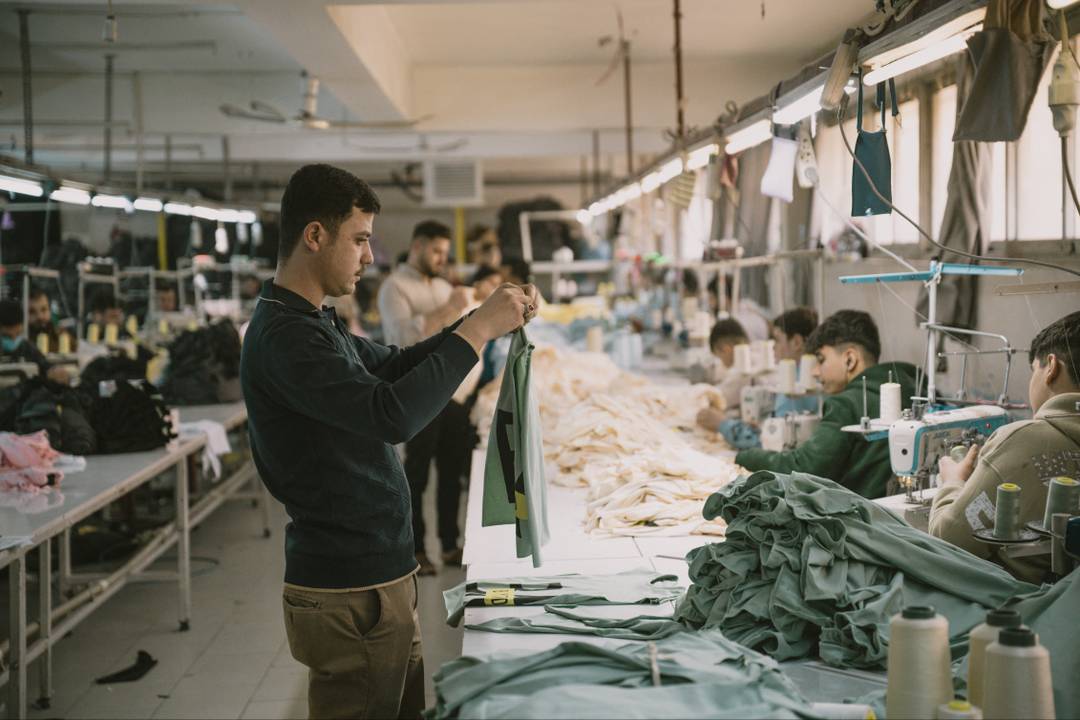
[741,385,777,425]
[761,413,821,452]
[888,405,1011,501]
[0,362,39,390]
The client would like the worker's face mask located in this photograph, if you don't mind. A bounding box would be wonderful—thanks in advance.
[1,335,23,353]
[851,75,898,217]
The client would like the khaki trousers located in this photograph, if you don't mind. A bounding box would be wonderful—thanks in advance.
[282,574,424,720]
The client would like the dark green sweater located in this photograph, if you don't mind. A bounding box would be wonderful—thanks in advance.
[736,362,919,499]
[240,281,478,588]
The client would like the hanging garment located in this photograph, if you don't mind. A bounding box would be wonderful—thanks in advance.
[465,605,686,642]
[426,630,816,720]
[674,471,1034,669]
[482,328,549,566]
[760,134,799,203]
[851,76,898,217]
[443,569,683,627]
[953,0,1054,142]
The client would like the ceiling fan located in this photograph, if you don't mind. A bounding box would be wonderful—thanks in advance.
[219,71,432,130]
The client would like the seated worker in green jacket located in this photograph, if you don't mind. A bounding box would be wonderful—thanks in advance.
[735,310,918,499]
[933,310,1080,584]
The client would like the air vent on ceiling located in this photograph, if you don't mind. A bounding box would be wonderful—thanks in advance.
[423,159,483,208]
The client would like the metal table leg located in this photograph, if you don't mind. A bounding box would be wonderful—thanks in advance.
[175,457,191,632]
[35,540,52,710]
[57,529,71,600]
[7,553,27,720]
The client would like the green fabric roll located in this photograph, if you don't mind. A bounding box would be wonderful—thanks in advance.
[482,328,549,566]
[443,569,683,627]
[674,471,1035,669]
[425,630,818,719]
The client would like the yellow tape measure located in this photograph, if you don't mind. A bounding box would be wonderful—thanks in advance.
[483,588,516,606]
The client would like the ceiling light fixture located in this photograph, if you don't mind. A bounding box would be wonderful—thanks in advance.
[685,143,719,171]
[658,157,684,183]
[133,197,164,213]
[0,175,44,197]
[49,187,92,206]
[641,171,662,194]
[1048,0,1078,9]
[164,201,193,216]
[725,119,772,155]
[192,205,221,221]
[864,29,977,85]
[91,193,134,213]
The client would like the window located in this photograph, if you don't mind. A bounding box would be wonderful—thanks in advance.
[932,84,957,240]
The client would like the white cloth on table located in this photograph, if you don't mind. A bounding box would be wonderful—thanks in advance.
[179,420,231,479]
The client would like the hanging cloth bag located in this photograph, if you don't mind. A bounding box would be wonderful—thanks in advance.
[482,328,549,566]
[760,130,799,203]
[851,74,898,217]
[953,0,1053,142]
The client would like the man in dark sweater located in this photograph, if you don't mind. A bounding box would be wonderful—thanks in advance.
[240,164,537,720]
[736,310,918,498]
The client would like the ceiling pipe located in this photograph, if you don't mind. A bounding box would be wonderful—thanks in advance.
[18,9,33,165]
[104,53,115,182]
[673,0,686,142]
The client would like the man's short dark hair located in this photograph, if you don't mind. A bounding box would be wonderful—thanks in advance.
[412,220,452,244]
[710,318,748,348]
[470,265,501,286]
[28,285,49,301]
[773,307,818,340]
[0,299,23,328]
[807,310,881,362]
[501,258,532,285]
[279,164,381,260]
[1030,310,1080,386]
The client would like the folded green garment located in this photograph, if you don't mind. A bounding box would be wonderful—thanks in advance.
[426,630,817,719]
[444,569,683,627]
[674,471,1035,669]
[464,605,686,642]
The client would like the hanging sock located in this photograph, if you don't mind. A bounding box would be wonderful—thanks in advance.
[95,650,158,684]
[851,70,898,217]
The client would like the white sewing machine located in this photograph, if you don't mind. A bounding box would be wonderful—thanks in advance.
[741,385,777,425]
[761,413,821,452]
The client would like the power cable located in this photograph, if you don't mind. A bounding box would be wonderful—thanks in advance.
[836,94,1080,279]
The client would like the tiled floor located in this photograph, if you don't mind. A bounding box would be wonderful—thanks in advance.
[20,489,465,720]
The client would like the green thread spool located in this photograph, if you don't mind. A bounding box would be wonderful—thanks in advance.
[994,483,1022,540]
[1043,476,1080,529]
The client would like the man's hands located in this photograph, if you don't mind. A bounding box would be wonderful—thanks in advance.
[937,444,978,487]
[696,407,726,433]
[46,366,71,385]
[455,283,539,355]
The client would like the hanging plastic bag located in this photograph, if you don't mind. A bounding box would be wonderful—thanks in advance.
[482,328,549,566]
[851,75,898,217]
[760,132,799,203]
[953,0,1053,142]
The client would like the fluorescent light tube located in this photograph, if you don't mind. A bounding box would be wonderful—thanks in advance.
[91,193,134,212]
[641,171,662,193]
[236,210,257,224]
[1048,0,1078,9]
[686,143,719,171]
[0,175,44,197]
[133,197,164,213]
[658,158,684,183]
[49,187,92,205]
[864,32,973,85]
[725,119,772,155]
[164,201,193,216]
[774,85,825,125]
[575,210,591,225]
[192,205,220,221]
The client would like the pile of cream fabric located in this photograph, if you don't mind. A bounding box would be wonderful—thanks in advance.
[473,343,741,537]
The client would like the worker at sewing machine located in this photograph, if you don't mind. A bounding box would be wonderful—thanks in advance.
[735,310,918,499]
[701,307,823,449]
[27,285,76,354]
[0,299,71,385]
[932,311,1080,584]
[694,319,753,433]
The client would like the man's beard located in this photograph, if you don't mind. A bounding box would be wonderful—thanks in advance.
[28,321,51,336]
[418,258,441,278]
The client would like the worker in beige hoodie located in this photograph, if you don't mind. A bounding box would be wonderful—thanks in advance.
[932,310,1080,584]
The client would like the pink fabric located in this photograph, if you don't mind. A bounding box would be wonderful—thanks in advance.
[0,431,63,494]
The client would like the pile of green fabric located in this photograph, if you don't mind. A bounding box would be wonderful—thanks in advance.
[674,471,1035,669]
[425,630,818,719]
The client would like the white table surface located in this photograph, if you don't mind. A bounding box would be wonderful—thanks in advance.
[0,436,205,548]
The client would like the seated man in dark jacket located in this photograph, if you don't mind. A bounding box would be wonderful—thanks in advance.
[736,310,918,498]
